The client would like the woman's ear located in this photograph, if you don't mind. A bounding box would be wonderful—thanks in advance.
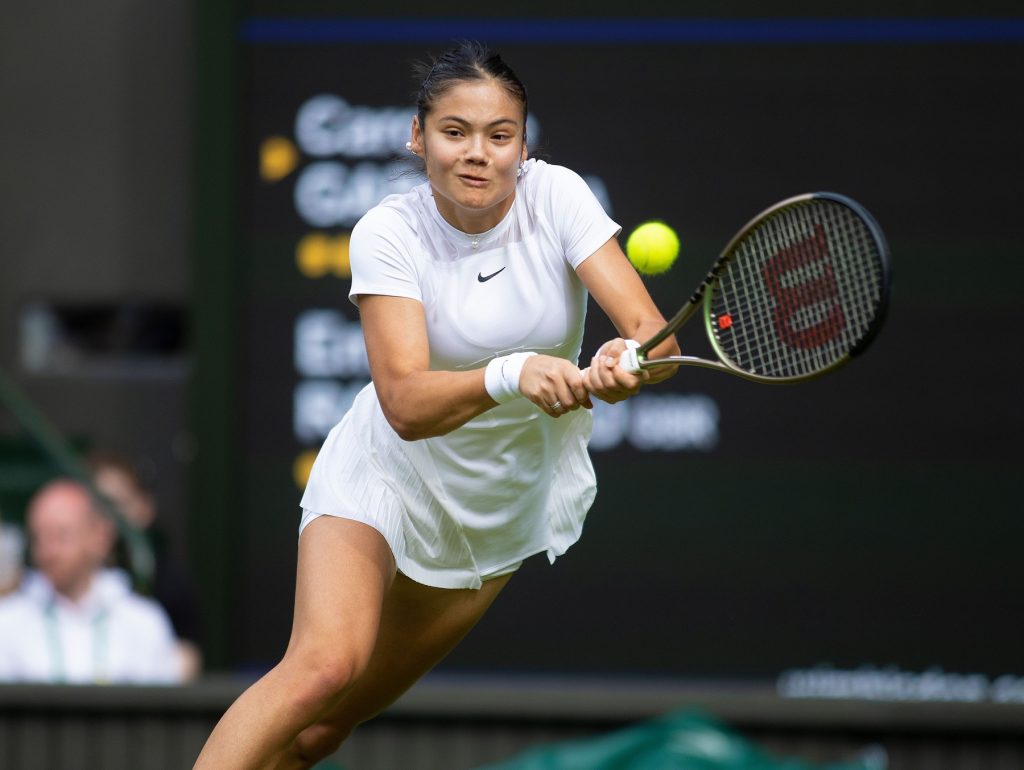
[409,116,424,156]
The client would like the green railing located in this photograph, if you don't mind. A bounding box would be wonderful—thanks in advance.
[0,367,153,589]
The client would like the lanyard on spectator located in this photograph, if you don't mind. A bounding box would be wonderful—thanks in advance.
[45,601,110,684]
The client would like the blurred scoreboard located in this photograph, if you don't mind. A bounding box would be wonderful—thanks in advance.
[228,18,1024,692]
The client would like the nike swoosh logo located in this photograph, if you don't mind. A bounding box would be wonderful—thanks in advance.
[477,267,506,282]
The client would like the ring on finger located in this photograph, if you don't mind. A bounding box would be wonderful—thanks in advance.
[549,401,562,411]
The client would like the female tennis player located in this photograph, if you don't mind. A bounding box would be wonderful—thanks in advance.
[195,41,679,769]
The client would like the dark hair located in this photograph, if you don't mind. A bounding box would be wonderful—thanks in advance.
[414,41,528,131]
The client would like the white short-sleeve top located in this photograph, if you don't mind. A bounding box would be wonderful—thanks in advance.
[299,159,621,588]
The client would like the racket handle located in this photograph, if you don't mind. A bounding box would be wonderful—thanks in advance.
[580,339,643,380]
[619,339,642,374]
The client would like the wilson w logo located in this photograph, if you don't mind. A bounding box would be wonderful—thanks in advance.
[762,224,846,349]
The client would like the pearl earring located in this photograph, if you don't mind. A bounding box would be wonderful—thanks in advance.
[405,141,413,151]
[516,163,524,178]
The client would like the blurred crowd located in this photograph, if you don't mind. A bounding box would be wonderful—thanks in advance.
[0,452,202,685]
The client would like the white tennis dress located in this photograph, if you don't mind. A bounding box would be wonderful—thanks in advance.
[299,159,620,588]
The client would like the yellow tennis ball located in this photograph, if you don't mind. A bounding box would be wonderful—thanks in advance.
[626,221,680,275]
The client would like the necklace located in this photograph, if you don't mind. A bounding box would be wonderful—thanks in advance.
[465,216,507,250]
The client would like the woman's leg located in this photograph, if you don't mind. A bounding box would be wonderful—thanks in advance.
[193,516,396,770]
[277,570,513,768]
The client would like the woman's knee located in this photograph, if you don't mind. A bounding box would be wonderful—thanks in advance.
[281,646,370,714]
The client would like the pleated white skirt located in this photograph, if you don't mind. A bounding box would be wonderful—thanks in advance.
[299,383,596,589]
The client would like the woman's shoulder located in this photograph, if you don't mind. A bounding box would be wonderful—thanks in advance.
[354,182,431,238]
[521,158,590,198]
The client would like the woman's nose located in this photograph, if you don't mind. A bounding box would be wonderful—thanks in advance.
[464,135,487,162]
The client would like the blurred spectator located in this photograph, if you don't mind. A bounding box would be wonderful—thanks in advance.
[0,479,182,684]
[89,450,203,680]
[0,520,24,596]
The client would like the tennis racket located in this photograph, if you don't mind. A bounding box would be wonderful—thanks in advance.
[622,192,891,384]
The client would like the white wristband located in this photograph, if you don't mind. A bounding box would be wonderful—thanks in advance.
[484,352,537,404]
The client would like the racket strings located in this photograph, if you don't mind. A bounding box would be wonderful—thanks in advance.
[710,200,884,378]
[737,213,853,376]
[756,206,877,374]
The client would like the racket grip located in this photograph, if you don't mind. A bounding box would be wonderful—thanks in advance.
[619,339,642,373]
[581,339,643,380]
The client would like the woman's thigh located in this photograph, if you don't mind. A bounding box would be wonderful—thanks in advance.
[308,569,513,734]
[284,515,397,679]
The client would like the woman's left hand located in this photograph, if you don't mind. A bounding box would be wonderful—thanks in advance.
[583,338,650,404]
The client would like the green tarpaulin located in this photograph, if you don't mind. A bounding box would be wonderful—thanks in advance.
[476,711,881,770]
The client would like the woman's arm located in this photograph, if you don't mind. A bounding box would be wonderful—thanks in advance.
[358,294,496,440]
[359,294,591,440]
[576,236,681,401]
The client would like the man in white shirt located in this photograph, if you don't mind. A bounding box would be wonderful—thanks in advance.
[0,478,182,684]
